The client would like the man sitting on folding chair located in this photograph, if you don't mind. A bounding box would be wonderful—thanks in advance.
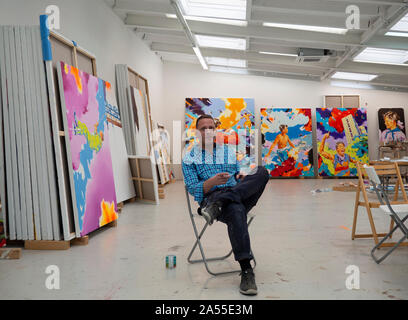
[182,114,269,296]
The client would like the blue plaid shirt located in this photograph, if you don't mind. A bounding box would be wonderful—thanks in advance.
[182,144,240,203]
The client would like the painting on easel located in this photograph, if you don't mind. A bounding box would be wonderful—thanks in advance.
[58,62,118,236]
[378,108,406,144]
[317,107,369,177]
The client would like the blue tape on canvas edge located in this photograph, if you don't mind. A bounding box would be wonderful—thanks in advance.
[39,14,52,61]
[72,40,77,47]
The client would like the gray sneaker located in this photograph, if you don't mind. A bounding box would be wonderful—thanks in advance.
[239,269,258,296]
[200,201,223,225]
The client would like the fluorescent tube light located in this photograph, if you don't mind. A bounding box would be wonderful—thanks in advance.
[180,0,247,20]
[206,57,247,68]
[330,80,375,90]
[209,65,249,75]
[331,72,378,81]
[263,22,348,34]
[259,51,297,57]
[195,34,246,50]
[354,47,408,65]
[385,31,408,37]
[166,13,247,26]
[193,46,208,70]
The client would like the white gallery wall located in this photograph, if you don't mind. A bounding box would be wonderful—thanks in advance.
[2,0,408,180]
[0,0,164,120]
[161,61,408,179]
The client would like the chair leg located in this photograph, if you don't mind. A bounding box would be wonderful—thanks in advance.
[189,221,241,275]
[371,234,408,264]
[371,214,408,264]
[187,207,257,276]
[187,221,235,264]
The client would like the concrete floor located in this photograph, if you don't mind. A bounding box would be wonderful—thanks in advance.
[1,179,408,300]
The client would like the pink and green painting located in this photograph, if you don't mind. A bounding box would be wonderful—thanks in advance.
[59,62,117,236]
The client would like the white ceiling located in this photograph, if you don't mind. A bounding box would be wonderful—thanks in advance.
[106,0,408,91]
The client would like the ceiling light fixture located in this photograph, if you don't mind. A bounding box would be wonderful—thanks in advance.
[195,34,246,50]
[331,71,378,81]
[179,0,247,20]
[170,0,208,71]
[262,22,348,35]
[259,51,297,57]
[209,65,249,75]
[165,13,247,26]
[353,47,408,65]
[206,57,247,68]
[385,31,408,37]
[193,46,208,70]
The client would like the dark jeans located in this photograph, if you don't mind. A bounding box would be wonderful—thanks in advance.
[200,166,269,261]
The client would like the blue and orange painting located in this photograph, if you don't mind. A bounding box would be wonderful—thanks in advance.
[185,98,255,172]
[261,108,314,177]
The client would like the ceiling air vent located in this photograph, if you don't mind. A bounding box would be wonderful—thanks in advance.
[296,48,331,63]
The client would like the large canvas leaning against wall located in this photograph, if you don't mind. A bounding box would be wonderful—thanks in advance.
[130,86,150,156]
[105,81,136,203]
[185,98,255,171]
[58,62,118,236]
[152,120,170,185]
[316,107,369,177]
[378,108,406,144]
[261,108,314,177]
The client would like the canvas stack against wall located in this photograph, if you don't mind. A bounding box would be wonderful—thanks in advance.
[378,108,407,144]
[58,61,118,236]
[261,108,314,177]
[316,107,369,177]
[0,26,65,241]
[185,98,256,172]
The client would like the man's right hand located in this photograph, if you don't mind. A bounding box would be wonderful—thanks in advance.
[211,172,231,186]
[203,172,231,194]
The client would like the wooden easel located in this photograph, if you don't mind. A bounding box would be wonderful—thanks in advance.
[352,162,408,248]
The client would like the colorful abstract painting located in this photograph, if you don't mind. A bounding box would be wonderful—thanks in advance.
[378,108,406,144]
[185,98,255,171]
[316,107,369,177]
[59,62,118,236]
[261,108,314,177]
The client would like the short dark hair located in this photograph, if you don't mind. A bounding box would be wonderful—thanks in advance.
[195,114,215,129]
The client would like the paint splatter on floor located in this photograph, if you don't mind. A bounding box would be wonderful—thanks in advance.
[168,245,183,251]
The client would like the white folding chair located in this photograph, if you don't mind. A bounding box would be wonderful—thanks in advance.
[185,186,256,276]
[364,165,408,264]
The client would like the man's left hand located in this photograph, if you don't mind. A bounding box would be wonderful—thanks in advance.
[236,173,246,181]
